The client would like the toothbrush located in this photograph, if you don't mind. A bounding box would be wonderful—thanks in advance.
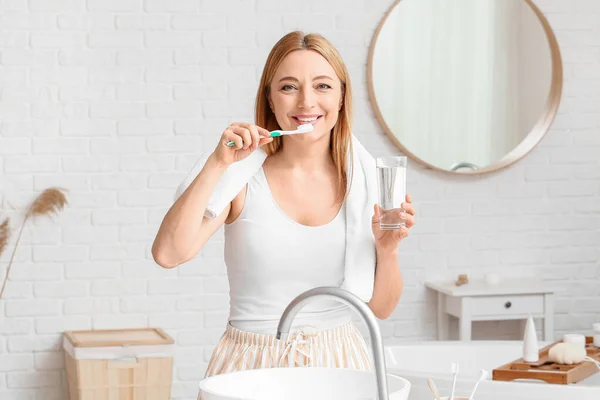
[226,123,313,147]
[427,378,442,400]
[449,362,459,400]
[467,369,488,400]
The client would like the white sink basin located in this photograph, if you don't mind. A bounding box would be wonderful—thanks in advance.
[198,367,411,400]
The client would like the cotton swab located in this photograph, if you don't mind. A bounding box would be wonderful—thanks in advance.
[449,362,459,400]
[467,369,488,400]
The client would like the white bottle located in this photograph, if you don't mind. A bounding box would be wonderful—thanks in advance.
[523,315,539,363]
[593,323,600,348]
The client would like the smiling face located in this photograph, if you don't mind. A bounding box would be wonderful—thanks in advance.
[268,50,343,142]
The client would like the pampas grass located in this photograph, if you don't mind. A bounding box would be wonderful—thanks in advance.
[0,218,10,259]
[0,188,68,300]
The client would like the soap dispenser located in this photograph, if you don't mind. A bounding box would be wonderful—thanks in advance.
[523,314,539,363]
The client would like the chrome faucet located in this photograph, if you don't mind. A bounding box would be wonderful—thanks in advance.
[276,287,389,400]
[450,161,479,171]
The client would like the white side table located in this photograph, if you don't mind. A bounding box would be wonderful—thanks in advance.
[425,279,558,341]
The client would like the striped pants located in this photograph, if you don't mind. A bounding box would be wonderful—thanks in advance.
[204,321,373,378]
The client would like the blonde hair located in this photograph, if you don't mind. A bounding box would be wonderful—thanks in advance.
[254,31,354,200]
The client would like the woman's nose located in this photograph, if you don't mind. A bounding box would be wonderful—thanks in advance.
[297,87,315,109]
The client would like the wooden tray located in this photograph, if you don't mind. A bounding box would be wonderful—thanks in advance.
[493,336,600,384]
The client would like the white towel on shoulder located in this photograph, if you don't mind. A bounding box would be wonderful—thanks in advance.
[174,135,378,301]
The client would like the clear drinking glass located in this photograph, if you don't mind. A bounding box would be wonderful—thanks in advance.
[376,156,407,230]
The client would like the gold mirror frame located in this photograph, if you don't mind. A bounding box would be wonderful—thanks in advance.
[367,0,563,175]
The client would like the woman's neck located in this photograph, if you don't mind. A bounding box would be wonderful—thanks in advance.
[273,133,334,172]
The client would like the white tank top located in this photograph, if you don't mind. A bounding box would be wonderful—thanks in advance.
[224,166,351,335]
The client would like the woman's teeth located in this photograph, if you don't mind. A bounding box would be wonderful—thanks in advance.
[294,116,320,123]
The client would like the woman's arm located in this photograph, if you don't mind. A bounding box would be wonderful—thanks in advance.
[367,195,415,319]
[367,248,403,319]
[152,153,229,269]
[152,122,273,269]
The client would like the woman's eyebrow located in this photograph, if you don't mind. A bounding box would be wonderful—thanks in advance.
[278,75,334,83]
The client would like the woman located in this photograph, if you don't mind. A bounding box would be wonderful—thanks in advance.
[151,31,416,377]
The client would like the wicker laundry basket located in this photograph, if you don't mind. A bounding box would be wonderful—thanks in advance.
[63,328,174,400]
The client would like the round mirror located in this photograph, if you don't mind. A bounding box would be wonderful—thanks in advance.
[367,0,562,174]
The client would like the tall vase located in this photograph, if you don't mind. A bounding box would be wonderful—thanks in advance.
[523,314,539,363]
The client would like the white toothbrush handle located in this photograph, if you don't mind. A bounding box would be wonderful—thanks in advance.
[468,381,480,400]
[449,376,457,400]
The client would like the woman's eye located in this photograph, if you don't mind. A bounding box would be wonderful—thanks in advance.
[281,84,296,91]
[317,83,332,90]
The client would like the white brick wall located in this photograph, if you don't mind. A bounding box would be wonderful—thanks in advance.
[1,0,599,398]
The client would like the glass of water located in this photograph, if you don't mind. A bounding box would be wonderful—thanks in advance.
[376,156,407,230]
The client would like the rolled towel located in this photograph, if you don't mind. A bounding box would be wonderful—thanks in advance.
[548,342,586,365]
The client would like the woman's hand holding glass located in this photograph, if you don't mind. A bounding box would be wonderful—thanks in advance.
[371,194,416,253]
